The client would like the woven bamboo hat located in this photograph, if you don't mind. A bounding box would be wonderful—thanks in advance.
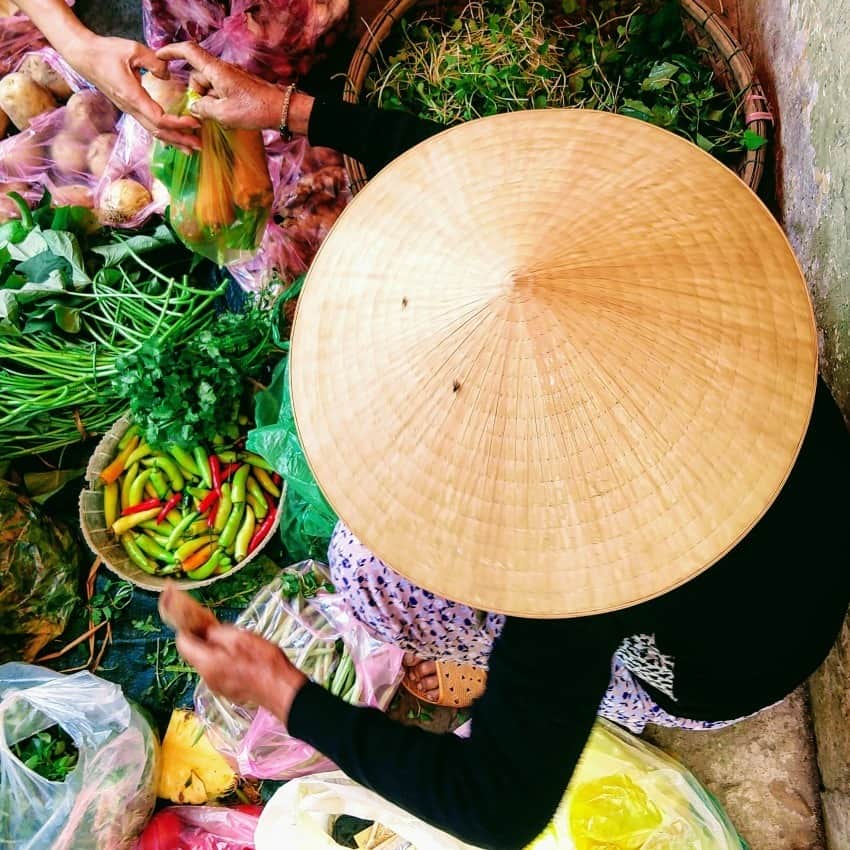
[290,109,817,618]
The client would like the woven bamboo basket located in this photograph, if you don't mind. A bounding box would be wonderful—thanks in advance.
[79,416,283,592]
[342,0,771,194]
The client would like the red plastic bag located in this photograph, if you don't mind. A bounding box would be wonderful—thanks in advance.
[137,806,260,850]
[141,0,226,50]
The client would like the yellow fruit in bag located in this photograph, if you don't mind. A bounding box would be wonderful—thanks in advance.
[568,774,662,850]
[157,709,236,803]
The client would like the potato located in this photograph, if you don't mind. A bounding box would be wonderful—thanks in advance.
[0,73,57,130]
[0,105,8,137]
[2,135,45,177]
[51,184,94,208]
[141,74,187,115]
[86,132,117,178]
[64,90,117,142]
[17,54,73,101]
[50,131,89,175]
[0,0,19,16]
[99,178,152,224]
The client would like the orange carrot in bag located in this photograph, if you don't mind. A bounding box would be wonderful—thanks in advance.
[195,120,235,231]
[229,128,273,211]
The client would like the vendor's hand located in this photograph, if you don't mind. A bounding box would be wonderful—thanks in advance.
[156,42,308,132]
[176,622,308,723]
[64,33,200,149]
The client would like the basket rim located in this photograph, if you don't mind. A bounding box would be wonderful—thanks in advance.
[342,0,770,194]
[78,414,283,593]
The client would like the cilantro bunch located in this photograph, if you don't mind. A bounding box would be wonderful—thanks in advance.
[113,305,278,449]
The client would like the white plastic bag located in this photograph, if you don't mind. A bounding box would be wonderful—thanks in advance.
[0,663,158,850]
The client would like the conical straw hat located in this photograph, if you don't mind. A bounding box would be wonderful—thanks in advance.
[290,109,817,618]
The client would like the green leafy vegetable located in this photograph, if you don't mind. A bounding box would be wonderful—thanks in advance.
[11,726,79,782]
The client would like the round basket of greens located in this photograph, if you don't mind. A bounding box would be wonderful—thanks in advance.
[343,0,770,193]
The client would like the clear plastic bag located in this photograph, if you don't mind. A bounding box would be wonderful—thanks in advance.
[135,805,261,850]
[0,662,158,850]
[151,108,273,264]
[0,13,49,76]
[141,0,226,50]
[195,561,404,780]
[227,219,311,292]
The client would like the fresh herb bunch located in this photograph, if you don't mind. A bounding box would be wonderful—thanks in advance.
[368,0,766,159]
[113,301,278,449]
[11,726,79,782]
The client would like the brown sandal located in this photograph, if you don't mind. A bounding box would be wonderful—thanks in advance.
[401,661,487,708]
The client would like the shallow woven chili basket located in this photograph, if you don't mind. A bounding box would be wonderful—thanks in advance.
[79,415,283,592]
[342,0,771,194]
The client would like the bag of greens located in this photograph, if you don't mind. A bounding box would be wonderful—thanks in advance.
[247,354,338,561]
[0,663,158,849]
[0,481,80,663]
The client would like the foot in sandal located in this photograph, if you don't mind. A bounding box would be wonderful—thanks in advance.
[402,652,487,708]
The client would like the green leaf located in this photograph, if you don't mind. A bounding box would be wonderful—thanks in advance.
[41,230,89,286]
[641,61,680,91]
[561,0,578,12]
[696,133,715,151]
[53,304,82,333]
[742,128,768,150]
[16,251,69,285]
[91,225,176,266]
[620,98,654,121]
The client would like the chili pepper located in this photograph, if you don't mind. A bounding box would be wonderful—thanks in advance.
[166,511,200,549]
[245,475,265,506]
[120,534,158,575]
[165,509,183,527]
[271,472,282,487]
[231,464,252,504]
[149,468,170,499]
[120,497,162,517]
[212,434,225,447]
[198,489,220,514]
[135,534,177,564]
[117,423,141,450]
[144,455,185,491]
[103,482,119,527]
[207,500,219,528]
[144,481,159,501]
[221,462,241,481]
[186,485,209,500]
[216,450,237,464]
[176,535,217,563]
[209,454,222,493]
[187,548,226,580]
[246,491,267,520]
[214,483,232,533]
[218,500,245,550]
[248,506,277,554]
[139,527,172,547]
[99,435,140,485]
[252,467,281,498]
[182,542,217,572]
[168,445,200,477]
[189,519,211,536]
[120,462,139,509]
[125,441,153,468]
[194,447,213,488]
[233,506,256,562]
[157,492,183,524]
[239,451,274,472]
[112,507,162,537]
[129,469,153,505]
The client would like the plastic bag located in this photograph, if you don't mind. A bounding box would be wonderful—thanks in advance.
[151,110,273,264]
[195,561,404,779]
[247,355,338,561]
[0,482,80,663]
[0,662,158,850]
[141,0,226,50]
[255,720,744,850]
[227,219,311,292]
[200,0,349,84]
[135,805,260,850]
[0,13,48,76]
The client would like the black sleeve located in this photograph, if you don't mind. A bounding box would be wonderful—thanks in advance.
[307,97,447,178]
[288,616,616,850]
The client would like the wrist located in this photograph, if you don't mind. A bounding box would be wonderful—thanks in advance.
[286,92,314,137]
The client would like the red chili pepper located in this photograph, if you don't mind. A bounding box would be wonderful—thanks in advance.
[198,489,220,514]
[209,454,222,493]
[207,500,219,528]
[271,472,282,487]
[248,507,277,554]
[120,497,162,517]
[221,462,241,481]
[156,492,183,524]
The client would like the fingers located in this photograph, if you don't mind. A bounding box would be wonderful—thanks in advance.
[175,629,214,670]
[189,69,213,96]
[131,45,170,80]
[417,674,440,694]
[403,652,418,668]
[157,42,217,77]
[188,94,228,125]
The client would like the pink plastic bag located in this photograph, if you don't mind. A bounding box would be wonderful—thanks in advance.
[135,805,260,850]
[201,0,350,84]
[141,0,226,49]
[0,1,74,75]
[228,220,311,292]
[195,561,404,780]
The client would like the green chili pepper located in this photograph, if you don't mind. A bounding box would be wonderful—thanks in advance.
[138,526,173,547]
[135,534,177,564]
[168,445,200,477]
[216,450,237,463]
[148,468,170,499]
[218,500,245,550]
[187,548,226,581]
[144,455,185,491]
[129,469,153,505]
[125,441,153,468]
[120,534,159,575]
[175,534,216,562]
[166,511,200,549]
[194,447,213,488]
[240,452,274,472]
[214,483,233,533]
[245,476,265,506]
[233,506,256,562]
[246,490,267,520]
[252,467,281,498]
[117,423,141,450]
[121,462,140,509]
[231,464,251,504]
